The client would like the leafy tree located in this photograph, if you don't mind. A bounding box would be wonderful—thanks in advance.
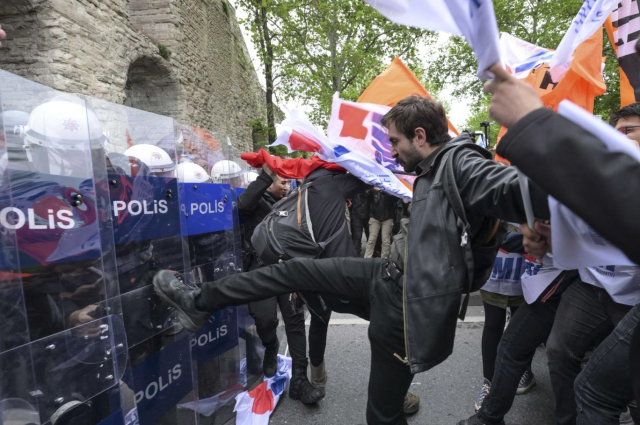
[238,0,432,131]
[426,0,621,122]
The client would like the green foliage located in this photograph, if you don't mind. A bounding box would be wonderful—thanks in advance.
[461,95,499,148]
[425,0,620,116]
[238,0,434,127]
[221,0,230,17]
[158,44,171,60]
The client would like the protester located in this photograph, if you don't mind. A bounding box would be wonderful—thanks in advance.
[364,187,397,258]
[237,165,323,404]
[484,63,640,265]
[482,66,640,422]
[473,231,535,413]
[154,95,549,424]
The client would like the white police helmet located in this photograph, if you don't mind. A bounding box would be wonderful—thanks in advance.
[18,95,107,150]
[245,171,260,184]
[177,161,212,183]
[124,144,176,175]
[210,160,243,182]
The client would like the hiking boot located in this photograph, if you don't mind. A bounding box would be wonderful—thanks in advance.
[262,339,280,378]
[403,391,420,415]
[289,358,324,404]
[516,369,536,395]
[457,413,505,425]
[475,378,491,412]
[310,360,327,397]
[152,270,210,332]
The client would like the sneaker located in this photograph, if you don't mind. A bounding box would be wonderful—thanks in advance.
[457,413,505,425]
[403,391,420,415]
[152,270,210,332]
[310,361,327,397]
[262,339,280,378]
[619,407,634,425]
[516,369,536,395]
[475,378,491,412]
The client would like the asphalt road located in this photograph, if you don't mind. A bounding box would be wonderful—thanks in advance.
[269,298,556,425]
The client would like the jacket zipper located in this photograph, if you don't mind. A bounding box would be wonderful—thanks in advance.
[399,169,429,368]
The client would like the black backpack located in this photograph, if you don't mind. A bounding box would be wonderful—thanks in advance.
[251,176,346,265]
[434,142,507,320]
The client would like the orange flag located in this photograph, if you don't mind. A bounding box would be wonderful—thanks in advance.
[495,28,606,163]
[605,15,638,108]
[357,57,459,136]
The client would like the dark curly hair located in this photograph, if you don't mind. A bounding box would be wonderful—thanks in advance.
[609,102,640,126]
[381,95,452,147]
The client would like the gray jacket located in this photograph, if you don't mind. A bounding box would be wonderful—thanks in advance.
[401,135,549,374]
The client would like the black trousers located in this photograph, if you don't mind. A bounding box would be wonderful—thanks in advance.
[351,214,366,256]
[248,295,306,365]
[201,257,413,425]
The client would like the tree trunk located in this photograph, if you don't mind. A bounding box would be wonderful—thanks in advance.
[259,1,277,146]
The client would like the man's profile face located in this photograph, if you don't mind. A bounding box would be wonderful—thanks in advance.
[615,115,640,148]
[267,176,290,200]
[387,122,424,173]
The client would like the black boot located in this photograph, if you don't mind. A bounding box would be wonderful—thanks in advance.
[262,339,279,378]
[289,358,324,404]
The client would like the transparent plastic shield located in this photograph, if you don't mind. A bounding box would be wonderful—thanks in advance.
[0,70,124,425]
[177,127,243,421]
[86,98,186,348]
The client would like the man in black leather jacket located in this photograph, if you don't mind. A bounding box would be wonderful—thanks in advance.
[238,165,323,404]
[154,95,547,424]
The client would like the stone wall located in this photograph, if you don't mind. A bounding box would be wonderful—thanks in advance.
[0,0,272,157]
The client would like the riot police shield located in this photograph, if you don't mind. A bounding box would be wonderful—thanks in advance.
[0,71,128,425]
[85,98,200,425]
[176,126,244,423]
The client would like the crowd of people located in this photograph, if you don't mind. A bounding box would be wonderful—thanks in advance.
[155,56,640,424]
[3,21,639,425]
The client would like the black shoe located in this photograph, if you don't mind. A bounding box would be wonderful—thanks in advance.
[289,359,324,404]
[152,270,210,332]
[457,413,505,425]
[262,339,280,378]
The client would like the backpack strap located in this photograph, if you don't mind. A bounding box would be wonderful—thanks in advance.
[436,144,475,321]
[317,220,347,250]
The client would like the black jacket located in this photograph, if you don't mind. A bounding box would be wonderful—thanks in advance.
[350,191,370,220]
[497,108,640,265]
[237,170,278,270]
[404,135,549,374]
[305,168,370,258]
[368,190,397,222]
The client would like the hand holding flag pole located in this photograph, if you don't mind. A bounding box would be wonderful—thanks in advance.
[484,62,543,230]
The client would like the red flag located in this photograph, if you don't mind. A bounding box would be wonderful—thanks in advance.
[241,149,345,179]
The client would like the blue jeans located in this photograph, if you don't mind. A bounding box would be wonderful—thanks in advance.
[575,304,640,424]
[546,280,632,425]
[479,271,577,424]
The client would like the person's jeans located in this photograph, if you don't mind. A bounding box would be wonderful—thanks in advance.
[546,280,632,425]
[200,257,413,424]
[365,218,393,258]
[248,294,307,365]
[575,304,640,425]
[478,271,577,424]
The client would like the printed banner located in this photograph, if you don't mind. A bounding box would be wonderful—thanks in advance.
[579,265,640,306]
[549,0,615,82]
[500,32,554,79]
[605,2,640,107]
[521,254,563,304]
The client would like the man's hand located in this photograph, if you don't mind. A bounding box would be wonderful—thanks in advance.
[262,163,276,178]
[0,25,6,48]
[484,63,544,128]
[520,221,552,260]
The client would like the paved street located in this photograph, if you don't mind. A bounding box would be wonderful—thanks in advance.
[270,295,555,425]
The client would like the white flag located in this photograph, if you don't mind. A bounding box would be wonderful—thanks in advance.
[363,0,500,79]
[549,0,615,82]
[500,32,554,79]
[550,100,640,269]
